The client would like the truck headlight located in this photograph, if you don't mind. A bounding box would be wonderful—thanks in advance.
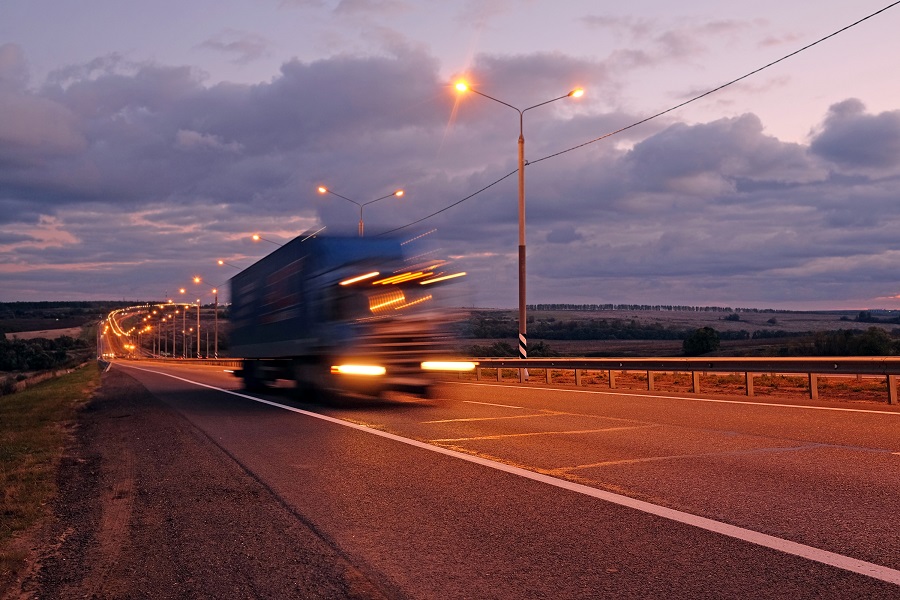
[331,364,387,376]
[421,361,478,372]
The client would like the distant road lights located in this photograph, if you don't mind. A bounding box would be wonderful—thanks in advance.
[317,185,405,237]
[454,79,584,360]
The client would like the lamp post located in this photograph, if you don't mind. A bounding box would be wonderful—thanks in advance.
[317,186,404,237]
[178,290,188,359]
[194,276,219,359]
[455,81,584,359]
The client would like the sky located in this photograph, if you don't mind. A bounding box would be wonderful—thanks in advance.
[2,0,900,310]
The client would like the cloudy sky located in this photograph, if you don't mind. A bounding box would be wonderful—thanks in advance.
[2,0,900,309]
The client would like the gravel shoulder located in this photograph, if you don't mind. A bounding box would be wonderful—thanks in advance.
[16,368,390,599]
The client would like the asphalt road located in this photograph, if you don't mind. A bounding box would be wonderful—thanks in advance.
[33,357,895,599]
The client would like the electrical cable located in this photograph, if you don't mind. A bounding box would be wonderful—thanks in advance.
[378,1,900,235]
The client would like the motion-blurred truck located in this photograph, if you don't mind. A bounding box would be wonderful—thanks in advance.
[229,233,472,398]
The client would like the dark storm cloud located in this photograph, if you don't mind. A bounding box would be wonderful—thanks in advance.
[809,99,900,172]
[2,42,900,306]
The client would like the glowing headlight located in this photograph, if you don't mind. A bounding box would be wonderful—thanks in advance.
[421,361,478,372]
[331,364,386,376]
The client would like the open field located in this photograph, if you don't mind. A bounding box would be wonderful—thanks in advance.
[460,308,899,357]
[6,327,85,341]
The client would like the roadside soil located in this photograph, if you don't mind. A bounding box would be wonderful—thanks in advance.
[7,368,391,600]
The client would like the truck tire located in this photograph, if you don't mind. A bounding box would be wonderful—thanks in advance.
[242,360,267,391]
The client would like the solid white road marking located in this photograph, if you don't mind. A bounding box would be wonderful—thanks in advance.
[118,364,900,586]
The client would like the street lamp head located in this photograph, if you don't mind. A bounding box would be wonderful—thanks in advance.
[455,81,468,92]
[568,88,585,98]
[193,276,201,284]
[252,234,261,241]
[317,186,328,194]
[179,288,186,294]
[394,189,404,198]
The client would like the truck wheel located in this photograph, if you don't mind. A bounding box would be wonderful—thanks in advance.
[242,361,267,391]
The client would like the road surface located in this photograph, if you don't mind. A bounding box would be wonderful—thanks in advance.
[27,359,900,598]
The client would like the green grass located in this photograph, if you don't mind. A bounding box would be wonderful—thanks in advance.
[0,362,100,573]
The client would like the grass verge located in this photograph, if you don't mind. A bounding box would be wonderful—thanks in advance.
[0,362,100,577]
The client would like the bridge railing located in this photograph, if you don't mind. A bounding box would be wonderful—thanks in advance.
[466,357,900,405]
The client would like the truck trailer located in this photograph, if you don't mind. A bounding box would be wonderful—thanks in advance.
[229,233,470,398]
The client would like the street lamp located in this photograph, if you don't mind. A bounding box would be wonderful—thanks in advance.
[217,259,242,270]
[455,80,584,359]
[195,298,201,358]
[317,186,404,237]
[194,276,219,359]
[179,289,188,359]
[251,234,283,247]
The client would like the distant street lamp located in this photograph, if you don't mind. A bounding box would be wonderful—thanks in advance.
[217,259,242,270]
[455,80,584,360]
[252,234,283,247]
[194,276,219,359]
[317,186,404,237]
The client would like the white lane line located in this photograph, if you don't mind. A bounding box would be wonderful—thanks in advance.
[117,364,900,586]
[423,413,552,424]
[431,425,651,443]
[454,381,900,416]
[463,400,524,409]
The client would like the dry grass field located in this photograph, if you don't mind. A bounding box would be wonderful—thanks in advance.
[458,308,898,358]
[7,327,84,341]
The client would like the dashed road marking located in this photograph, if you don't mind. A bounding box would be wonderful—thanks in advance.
[431,425,652,443]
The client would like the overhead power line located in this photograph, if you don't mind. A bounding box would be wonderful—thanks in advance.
[378,1,900,236]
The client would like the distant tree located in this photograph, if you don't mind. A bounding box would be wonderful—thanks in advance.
[724,313,741,321]
[683,327,720,356]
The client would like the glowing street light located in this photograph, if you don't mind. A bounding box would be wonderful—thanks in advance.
[252,234,283,247]
[217,259,241,270]
[317,185,404,237]
[455,79,584,360]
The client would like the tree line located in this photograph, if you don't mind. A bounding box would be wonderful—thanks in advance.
[0,335,91,372]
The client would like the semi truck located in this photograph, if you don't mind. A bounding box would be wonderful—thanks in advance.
[229,232,471,398]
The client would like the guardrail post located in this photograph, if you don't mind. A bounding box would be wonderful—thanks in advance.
[519,368,526,383]
[608,370,616,389]
[888,375,897,405]
[497,367,502,382]
[692,371,700,393]
[808,373,818,400]
[746,372,755,397]
[545,368,552,384]
[647,371,654,391]
[476,367,482,381]
[575,369,582,386]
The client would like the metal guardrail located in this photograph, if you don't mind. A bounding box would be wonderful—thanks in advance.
[468,357,900,405]
[123,357,243,368]
[124,355,900,405]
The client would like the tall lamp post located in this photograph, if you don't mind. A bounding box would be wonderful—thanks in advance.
[194,276,219,359]
[455,81,584,359]
[317,186,404,237]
